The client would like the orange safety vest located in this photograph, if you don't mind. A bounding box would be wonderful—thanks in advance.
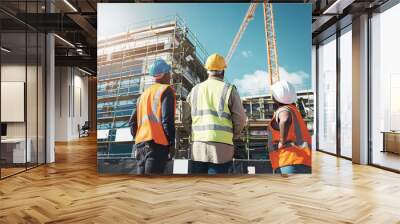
[135,83,176,146]
[268,104,312,170]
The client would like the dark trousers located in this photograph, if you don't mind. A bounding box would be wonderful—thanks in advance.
[136,142,169,175]
[191,161,232,174]
[274,164,311,174]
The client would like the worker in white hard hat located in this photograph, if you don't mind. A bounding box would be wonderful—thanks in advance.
[268,80,312,174]
[185,53,246,174]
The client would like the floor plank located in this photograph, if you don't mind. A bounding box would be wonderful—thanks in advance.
[0,136,399,223]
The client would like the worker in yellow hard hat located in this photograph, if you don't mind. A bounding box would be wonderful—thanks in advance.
[184,53,246,174]
[204,53,227,70]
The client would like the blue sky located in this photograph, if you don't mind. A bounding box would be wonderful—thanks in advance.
[98,3,311,97]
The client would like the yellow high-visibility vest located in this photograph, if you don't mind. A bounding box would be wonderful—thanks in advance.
[190,78,234,145]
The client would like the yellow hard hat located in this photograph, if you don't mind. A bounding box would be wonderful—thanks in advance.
[205,53,227,71]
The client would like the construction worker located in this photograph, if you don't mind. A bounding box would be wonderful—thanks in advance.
[185,53,246,174]
[129,59,176,175]
[268,80,312,174]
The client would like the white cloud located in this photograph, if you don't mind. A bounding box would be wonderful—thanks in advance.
[232,67,310,97]
[241,50,253,58]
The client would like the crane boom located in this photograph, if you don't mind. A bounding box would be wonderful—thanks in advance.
[226,2,280,86]
[263,2,280,85]
[225,2,258,65]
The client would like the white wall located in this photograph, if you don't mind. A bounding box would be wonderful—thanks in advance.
[55,67,69,141]
[71,73,89,138]
[54,67,89,141]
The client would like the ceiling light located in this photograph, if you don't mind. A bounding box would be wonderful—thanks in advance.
[322,0,354,15]
[76,48,85,55]
[1,47,11,53]
[78,67,93,76]
[54,34,75,48]
[63,0,78,12]
[323,0,341,14]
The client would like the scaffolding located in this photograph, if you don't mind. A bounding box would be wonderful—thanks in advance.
[97,16,208,160]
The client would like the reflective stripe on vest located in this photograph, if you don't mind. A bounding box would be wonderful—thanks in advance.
[135,84,175,146]
[190,79,234,145]
[268,105,312,170]
[192,124,233,132]
[138,87,164,125]
[191,109,232,120]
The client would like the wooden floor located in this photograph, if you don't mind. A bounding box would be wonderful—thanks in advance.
[1,136,400,223]
[1,167,26,178]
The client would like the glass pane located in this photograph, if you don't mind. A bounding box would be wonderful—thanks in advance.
[340,28,352,158]
[1,31,27,177]
[317,35,337,154]
[371,4,400,171]
[27,31,38,169]
[38,33,45,165]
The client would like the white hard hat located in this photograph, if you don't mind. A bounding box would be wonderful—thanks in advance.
[270,80,297,104]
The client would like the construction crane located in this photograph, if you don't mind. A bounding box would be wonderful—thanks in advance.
[225,2,258,64]
[226,1,280,85]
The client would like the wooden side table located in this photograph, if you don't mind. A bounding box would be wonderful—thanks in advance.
[381,131,400,154]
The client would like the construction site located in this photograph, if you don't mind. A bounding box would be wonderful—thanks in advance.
[96,3,315,174]
[97,16,209,173]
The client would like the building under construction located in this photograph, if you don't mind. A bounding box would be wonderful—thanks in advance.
[242,90,314,126]
[97,16,208,172]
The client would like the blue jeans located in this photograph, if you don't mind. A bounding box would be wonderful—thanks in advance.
[275,164,311,174]
[191,161,232,174]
